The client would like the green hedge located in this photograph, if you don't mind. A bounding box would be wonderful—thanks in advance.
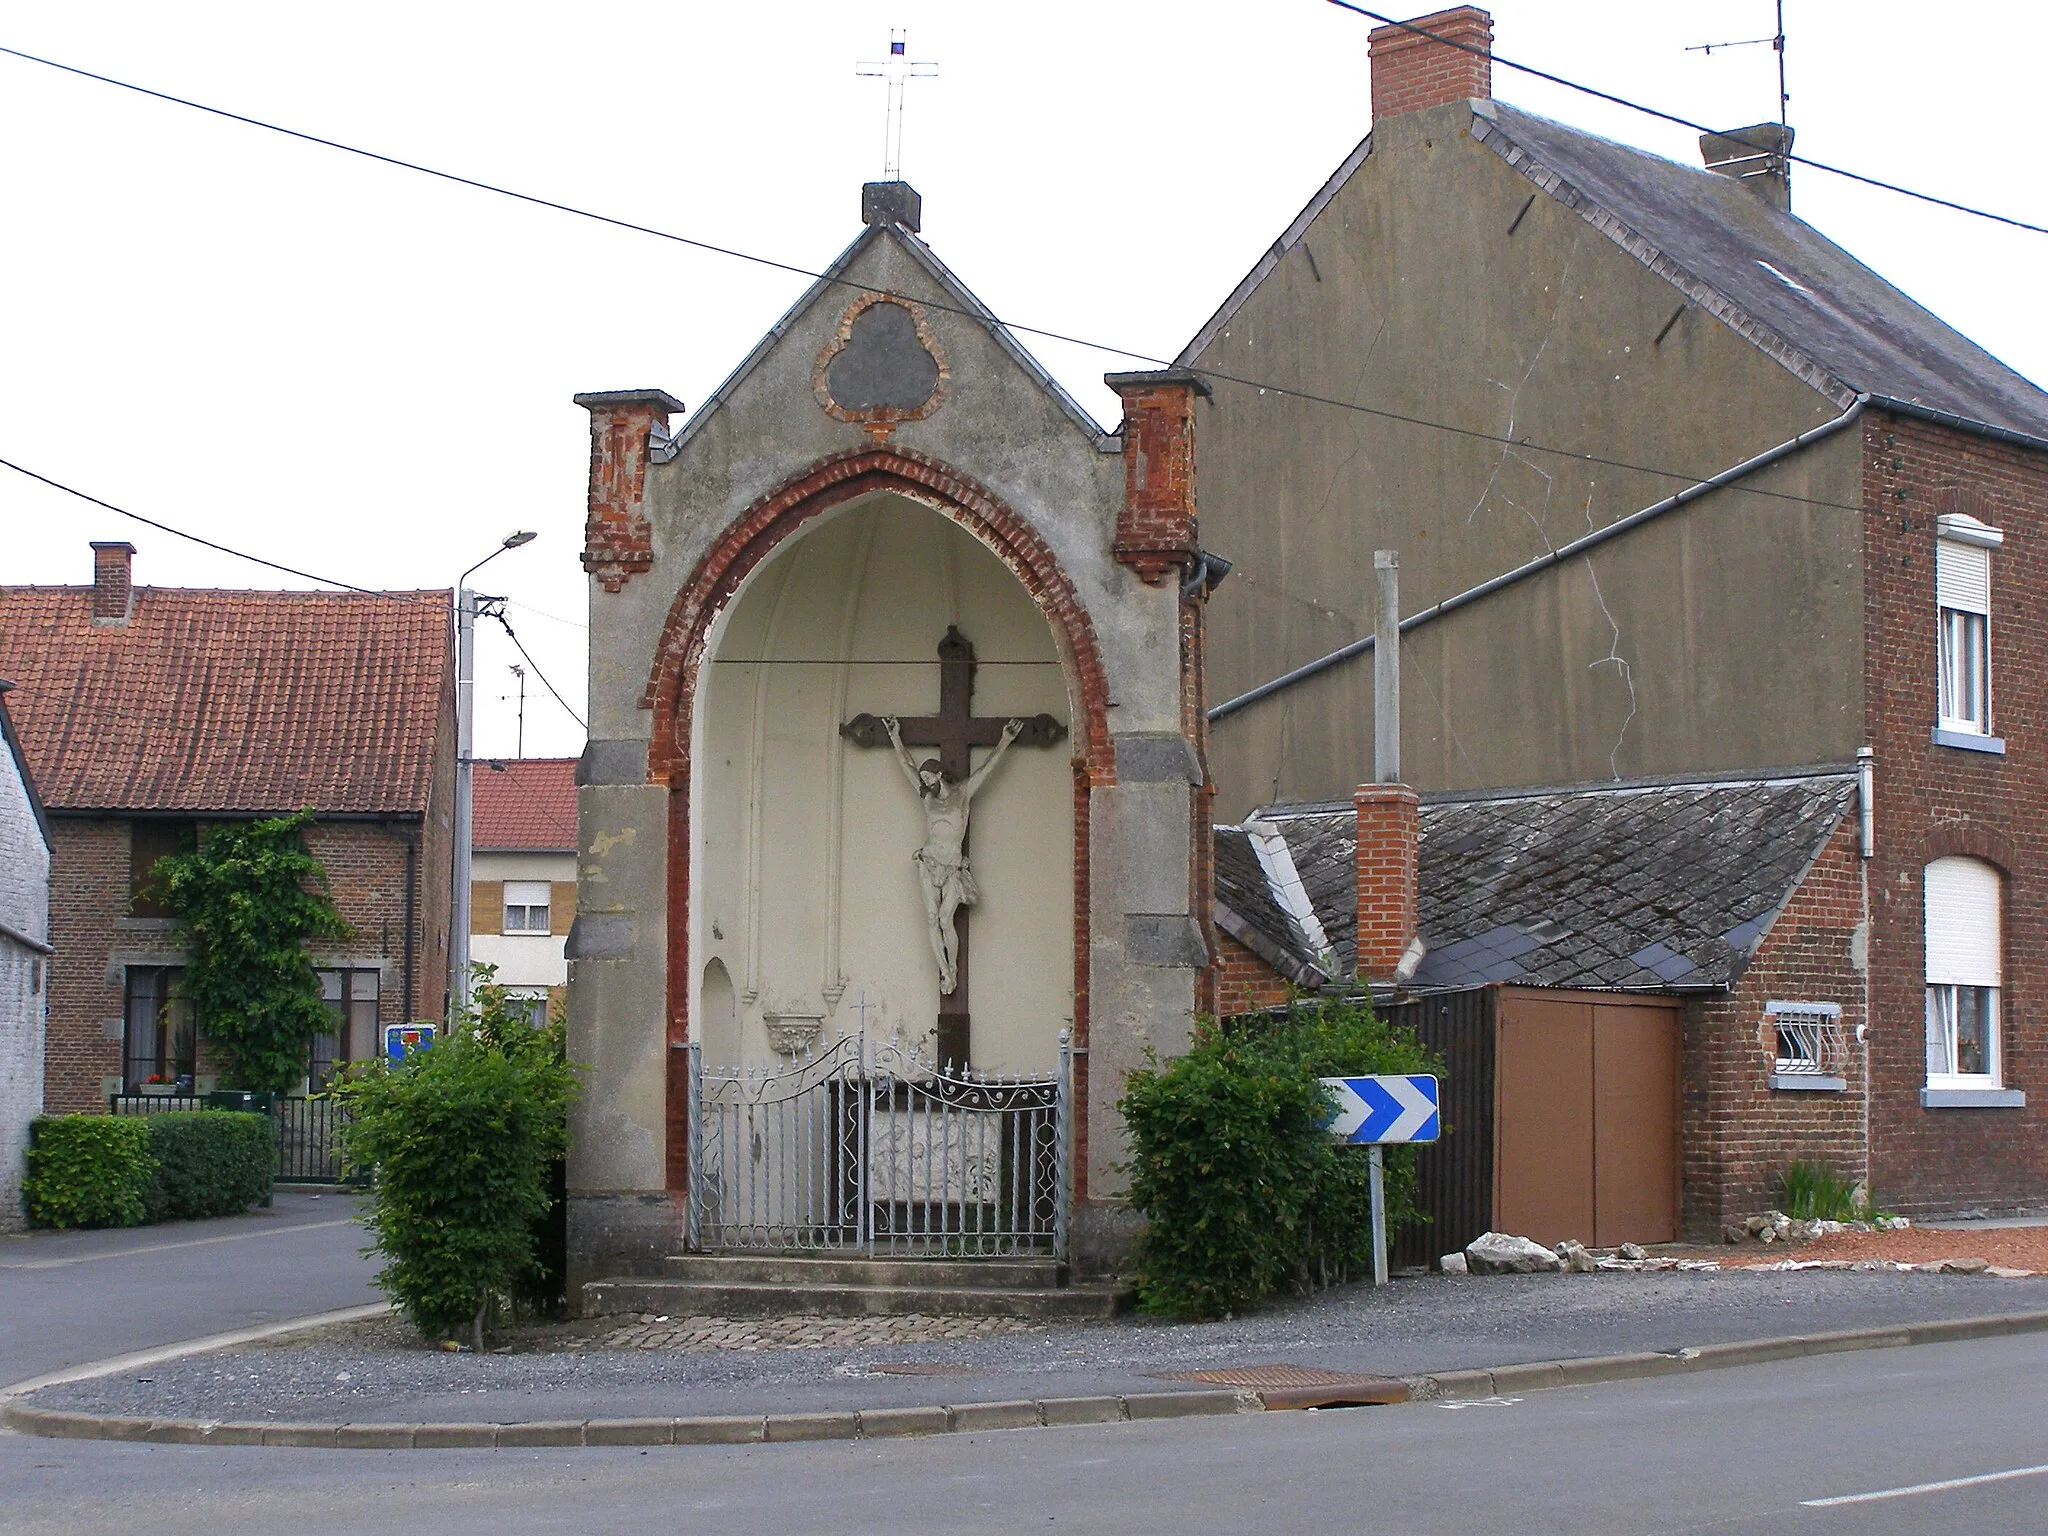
[144,1112,274,1222]
[23,1116,153,1229]
[23,1112,273,1230]
[336,975,577,1345]
[1119,1001,1439,1320]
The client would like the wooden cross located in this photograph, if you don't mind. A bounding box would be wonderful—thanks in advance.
[842,626,1064,1067]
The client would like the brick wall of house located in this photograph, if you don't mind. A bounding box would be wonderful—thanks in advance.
[1682,818,1869,1231]
[1861,413,2048,1214]
[1214,930,1295,1017]
[41,816,440,1112]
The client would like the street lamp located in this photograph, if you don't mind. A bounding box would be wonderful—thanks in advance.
[451,530,538,1018]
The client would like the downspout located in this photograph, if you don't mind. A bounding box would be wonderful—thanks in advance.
[402,823,419,1022]
[1209,396,1871,722]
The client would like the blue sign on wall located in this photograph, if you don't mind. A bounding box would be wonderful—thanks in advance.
[384,1022,436,1065]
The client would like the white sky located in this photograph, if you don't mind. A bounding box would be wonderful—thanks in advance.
[4,1,2041,762]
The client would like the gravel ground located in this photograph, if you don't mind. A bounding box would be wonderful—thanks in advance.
[29,1266,2048,1425]
[1722,1224,2048,1271]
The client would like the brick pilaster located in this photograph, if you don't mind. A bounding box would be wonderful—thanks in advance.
[1106,370,1209,585]
[573,389,686,593]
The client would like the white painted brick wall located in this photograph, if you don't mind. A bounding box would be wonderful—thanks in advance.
[0,731,51,1231]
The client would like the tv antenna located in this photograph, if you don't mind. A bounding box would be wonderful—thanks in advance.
[1686,0,1789,129]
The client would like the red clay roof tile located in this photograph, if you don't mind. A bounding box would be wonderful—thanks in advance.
[0,584,451,814]
[473,757,577,851]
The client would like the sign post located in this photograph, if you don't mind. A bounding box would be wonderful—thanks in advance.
[1321,1074,1441,1287]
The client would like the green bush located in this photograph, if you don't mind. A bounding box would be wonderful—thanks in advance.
[1119,1000,1438,1320]
[143,1112,273,1222]
[335,973,577,1346]
[23,1115,153,1229]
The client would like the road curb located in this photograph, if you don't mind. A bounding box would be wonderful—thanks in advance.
[1397,1308,2048,1401]
[7,1308,2047,1449]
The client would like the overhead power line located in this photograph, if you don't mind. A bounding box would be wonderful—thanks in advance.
[0,42,1885,518]
[487,610,586,729]
[0,453,433,602]
[1326,1,2048,236]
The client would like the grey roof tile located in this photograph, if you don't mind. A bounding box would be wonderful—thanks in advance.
[1232,772,1855,994]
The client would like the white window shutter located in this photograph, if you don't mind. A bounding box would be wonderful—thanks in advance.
[1936,539,1991,614]
[1924,857,2001,985]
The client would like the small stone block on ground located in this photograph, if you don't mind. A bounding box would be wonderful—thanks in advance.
[765,1411,859,1442]
[857,1406,952,1438]
[949,1400,1044,1433]
[1038,1395,1126,1427]
[584,1418,675,1447]
[672,1415,767,1445]
[493,1420,586,1447]
[1122,1389,1243,1420]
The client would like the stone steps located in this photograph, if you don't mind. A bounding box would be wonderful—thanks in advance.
[583,1253,1130,1321]
[661,1254,1066,1289]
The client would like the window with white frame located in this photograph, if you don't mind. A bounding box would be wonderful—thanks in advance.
[1924,857,2002,1088]
[1935,514,2002,742]
[1767,1001,1845,1090]
[504,987,550,1030]
[502,880,551,934]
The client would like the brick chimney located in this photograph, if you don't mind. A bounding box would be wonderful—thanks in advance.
[90,541,136,626]
[1369,6,1493,122]
[1354,783,1421,982]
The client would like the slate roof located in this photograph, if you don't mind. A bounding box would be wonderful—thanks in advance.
[1215,825,1328,987]
[1476,104,2048,439]
[474,757,578,852]
[1223,771,1856,995]
[0,584,452,814]
[1180,102,2048,442]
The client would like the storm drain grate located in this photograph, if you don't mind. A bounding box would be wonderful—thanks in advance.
[1151,1364,1409,1409]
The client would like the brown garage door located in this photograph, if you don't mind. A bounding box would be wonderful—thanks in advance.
[1494,990,1679,1248]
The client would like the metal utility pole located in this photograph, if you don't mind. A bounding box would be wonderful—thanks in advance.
[451,531,536,1020]
[1374,550,1400,783]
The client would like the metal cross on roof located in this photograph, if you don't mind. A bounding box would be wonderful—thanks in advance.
[856,29,938,181]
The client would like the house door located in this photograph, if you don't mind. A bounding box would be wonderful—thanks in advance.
[1494,991,1679,1247]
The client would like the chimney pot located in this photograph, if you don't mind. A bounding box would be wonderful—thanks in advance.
[1700,123,1794,212]
[1353,782,1421,983]
[1369,7,1493,123]
[90,541,136,626]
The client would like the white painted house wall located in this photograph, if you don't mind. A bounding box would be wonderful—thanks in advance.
[472,849,573,991]
[0,702,52,1231]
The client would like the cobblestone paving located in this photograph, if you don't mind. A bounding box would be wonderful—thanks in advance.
[590,1312,1036,1351]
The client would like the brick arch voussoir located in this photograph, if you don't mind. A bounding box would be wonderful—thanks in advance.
[1920,821,2016,876]
[643,446,1115,786]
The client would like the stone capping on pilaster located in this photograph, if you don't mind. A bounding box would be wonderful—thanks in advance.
[1106,371,1211,586]
[573,390,687,594]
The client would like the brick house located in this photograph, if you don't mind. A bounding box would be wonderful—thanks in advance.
[0,680,53,1228]
[470,756,576,1027]
[0,543,455,1108]
[1218,771,1865,1239]
[1187,8,2048,1221]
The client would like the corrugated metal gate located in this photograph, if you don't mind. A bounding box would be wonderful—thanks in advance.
[1383,989,1495,1270]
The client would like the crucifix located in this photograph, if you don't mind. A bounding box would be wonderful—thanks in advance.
[855,29,939,182]
[842,626,1064,1068]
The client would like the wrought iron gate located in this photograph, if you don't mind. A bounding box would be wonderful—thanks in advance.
[688,1029,1070,1258]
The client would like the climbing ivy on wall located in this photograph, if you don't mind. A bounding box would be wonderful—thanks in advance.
[155,809,351,1096]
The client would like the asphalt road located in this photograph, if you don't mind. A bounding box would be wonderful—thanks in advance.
[0,1189,379,1388]
[3,1330,2044,1533]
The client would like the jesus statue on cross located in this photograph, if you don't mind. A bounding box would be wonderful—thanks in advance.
[882,713,1023,995]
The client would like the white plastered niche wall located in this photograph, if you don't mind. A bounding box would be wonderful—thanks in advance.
[693,491,1075,1074]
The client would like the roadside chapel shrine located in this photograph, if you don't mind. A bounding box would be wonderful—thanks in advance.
[565,182,1222,1281]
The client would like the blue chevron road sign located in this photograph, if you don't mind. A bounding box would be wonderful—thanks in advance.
[1321,1075,1441,1146]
